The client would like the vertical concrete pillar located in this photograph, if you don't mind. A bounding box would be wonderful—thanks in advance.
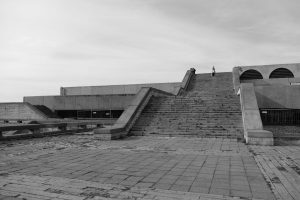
[240,83,273,145]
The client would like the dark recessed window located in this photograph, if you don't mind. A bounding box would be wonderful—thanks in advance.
[240,69,263,80]
[269,68,294,79]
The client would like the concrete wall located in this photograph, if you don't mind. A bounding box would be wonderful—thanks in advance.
[61,82,181,96]
[24,95,135,111]
[234,63,300,80]
[0,103,47,120]
[255,85,300,109]
[241,77,300,86]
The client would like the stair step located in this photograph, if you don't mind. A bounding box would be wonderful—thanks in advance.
[130,72,243,138]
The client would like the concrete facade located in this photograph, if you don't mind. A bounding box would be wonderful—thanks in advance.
[61,82,181,96]
[241,77,300,86]
[24,95,135,111]
[232,63,300,93]
[235,63,300,79]
[233,63,300,110]
[0,103,47,120]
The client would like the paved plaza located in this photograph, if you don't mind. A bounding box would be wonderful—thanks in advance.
[0,135,300,199]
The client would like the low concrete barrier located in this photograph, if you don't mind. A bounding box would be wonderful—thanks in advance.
[94,87,173,140]
[0,119,110,140]
[240,83,273,145]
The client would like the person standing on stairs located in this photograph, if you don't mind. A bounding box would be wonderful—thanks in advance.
[212,66,216,77]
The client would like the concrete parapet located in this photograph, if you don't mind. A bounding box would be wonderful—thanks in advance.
[181,68,195,90]
[0,102,48,120]
[240,83,274,145]
[61,82,181,96]
[93,87,173,139]
[0,119,106,140]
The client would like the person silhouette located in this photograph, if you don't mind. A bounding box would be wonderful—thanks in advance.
[212,66,216,77]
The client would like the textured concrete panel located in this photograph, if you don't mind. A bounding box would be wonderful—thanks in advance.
[0,103,47,120]
[62,82,181,96]
[255,85,300,109]
[235,63,300,80]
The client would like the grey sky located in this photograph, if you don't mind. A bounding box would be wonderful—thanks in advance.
[1,0,300,102]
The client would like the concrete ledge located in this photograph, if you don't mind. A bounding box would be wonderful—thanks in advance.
[246,130,274,145]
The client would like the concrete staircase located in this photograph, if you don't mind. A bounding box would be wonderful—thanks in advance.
[130,72,243,138]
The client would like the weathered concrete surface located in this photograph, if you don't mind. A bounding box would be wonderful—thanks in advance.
[249,144,300,200]
[24,95,135,111]
[61,82,181,96]
[264,125,300,138]
[234,63,300,79]
[131,73,243,138]
[0,135,275,199]
[0,103,47,120]
[242,77,300,86]
[255,85,300,109]
[240,83,274,145]
[232,67,241,94]
[94,87,173,139]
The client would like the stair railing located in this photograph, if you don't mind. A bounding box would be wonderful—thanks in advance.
[175,68,196,95]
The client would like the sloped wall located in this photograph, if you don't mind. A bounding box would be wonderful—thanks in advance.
[0,103,47,120]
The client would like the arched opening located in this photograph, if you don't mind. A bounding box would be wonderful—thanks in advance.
[269,68,294,79]
[240,69,263,81]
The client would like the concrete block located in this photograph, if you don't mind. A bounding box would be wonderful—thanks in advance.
[246,130,274,145]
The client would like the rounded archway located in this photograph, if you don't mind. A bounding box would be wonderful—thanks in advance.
[269,68,294,79]
[240,69,263,80]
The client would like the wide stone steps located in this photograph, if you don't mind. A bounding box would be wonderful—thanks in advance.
[130,72,243,138]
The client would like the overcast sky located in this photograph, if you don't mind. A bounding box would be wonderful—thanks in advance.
[1,0,300,102]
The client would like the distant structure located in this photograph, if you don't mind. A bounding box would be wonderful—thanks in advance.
[1,63,300,145]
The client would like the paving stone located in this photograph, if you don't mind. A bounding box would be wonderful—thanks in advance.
[230,190,252,198]
[209,188,230,196]
[0,136,277,199]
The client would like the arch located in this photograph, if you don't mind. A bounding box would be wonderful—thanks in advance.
[269,68,294,79]
[240,69,263,80]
